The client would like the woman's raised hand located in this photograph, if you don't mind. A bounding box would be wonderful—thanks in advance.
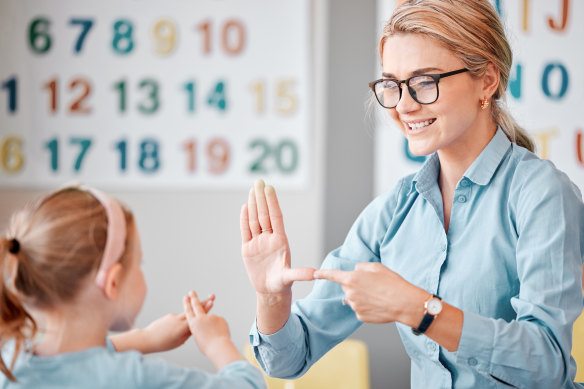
[240,179,315,296]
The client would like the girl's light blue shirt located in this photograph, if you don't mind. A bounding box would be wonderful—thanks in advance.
[0,339,266,389]
[250,129,584,388]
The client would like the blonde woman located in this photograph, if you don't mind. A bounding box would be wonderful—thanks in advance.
[241,0,584,387]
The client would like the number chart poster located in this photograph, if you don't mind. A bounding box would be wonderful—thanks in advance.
[374,0,584,195]
[0,0,310,190]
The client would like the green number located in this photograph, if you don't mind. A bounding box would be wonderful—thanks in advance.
[29,17,52,54]
[139,139,160,172]
[70,137,92,171]
[207,81,227,111]
[274,139,298,173]
[45,138,58,171]
[113,80,127,113]
[249,139,298,174]
[112,19,134,54]
[138,79,159,114]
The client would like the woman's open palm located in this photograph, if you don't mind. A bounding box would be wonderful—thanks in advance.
[240,179,314,295]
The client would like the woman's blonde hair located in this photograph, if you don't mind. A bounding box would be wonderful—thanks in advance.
[380,0,534,152]
[0,186,134,381]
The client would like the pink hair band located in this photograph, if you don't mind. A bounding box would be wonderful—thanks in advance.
[84,187,127,288]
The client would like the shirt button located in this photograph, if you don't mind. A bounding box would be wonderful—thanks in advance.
[427,342,437,351]
[457,195,467,203]
[460,179,469,187]
[468,357,478,366]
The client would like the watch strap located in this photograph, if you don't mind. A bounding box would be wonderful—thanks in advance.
[412,294,441,336]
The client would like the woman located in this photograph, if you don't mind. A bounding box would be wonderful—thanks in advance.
[240,0,584,387]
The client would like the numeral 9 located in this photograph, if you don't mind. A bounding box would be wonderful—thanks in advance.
[152,19,177,56]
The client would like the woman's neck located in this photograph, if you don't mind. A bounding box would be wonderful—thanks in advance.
[438,121,497,190]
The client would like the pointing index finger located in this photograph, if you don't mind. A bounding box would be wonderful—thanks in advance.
[313,269,351,285]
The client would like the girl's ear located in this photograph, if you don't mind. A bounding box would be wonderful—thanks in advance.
[482,62,500,99]
[102,262,124,301]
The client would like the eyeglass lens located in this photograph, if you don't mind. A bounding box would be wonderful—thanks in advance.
[374,75,438,108]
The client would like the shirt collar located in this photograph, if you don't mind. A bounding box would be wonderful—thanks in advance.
[463,128,511,186]
[410,128,511,194]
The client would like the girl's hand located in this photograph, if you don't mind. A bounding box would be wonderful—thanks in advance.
[240,179,315,296]
[183,291,241,370]
[110,294,215,354]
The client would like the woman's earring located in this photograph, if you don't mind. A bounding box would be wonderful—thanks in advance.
[480,97,490,110]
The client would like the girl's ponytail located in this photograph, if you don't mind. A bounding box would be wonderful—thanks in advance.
[0,237,37,382]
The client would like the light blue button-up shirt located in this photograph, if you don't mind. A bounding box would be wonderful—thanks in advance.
[250,129,584,388]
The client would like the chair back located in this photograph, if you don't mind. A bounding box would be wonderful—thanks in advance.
[243,338,370,389]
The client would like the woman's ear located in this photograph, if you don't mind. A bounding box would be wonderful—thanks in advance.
[103,262,124,301]
[482,62,500,99]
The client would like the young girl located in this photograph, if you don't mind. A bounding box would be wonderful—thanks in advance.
[0,185,265,388]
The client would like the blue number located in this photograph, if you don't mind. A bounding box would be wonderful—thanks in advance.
[207,81,227,111]
[69,18,94,54]
[112,19,134,55]
[1,76,17,113]
[45,138,59,171]
[70,137,92,171]
[114,139,127,171]
[139,139,160,172]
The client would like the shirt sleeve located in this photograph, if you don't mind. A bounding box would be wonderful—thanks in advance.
[250,178,405,379]
[140,358,267,389]
[456,160,584,388]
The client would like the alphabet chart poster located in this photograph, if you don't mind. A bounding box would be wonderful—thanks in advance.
[374,0,584,195]
[0,0,311,189]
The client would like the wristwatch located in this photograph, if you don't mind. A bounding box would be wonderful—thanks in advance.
[412,294,442,335]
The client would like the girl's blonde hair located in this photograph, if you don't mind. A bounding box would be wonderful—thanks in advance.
[380,0,534,152]
[0,186,134,381]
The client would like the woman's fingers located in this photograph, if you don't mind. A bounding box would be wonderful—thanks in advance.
[265,185,285,235]
[254,179,273,233]
[247,188,261,237]
[240,204,252,243]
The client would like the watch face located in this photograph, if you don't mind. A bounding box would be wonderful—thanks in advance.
[427,298,442,315]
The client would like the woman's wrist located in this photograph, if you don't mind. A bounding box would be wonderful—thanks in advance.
[256,291,292,335]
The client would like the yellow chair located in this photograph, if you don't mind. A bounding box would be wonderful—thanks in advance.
[574,311,584,382]
[243,339,370,389]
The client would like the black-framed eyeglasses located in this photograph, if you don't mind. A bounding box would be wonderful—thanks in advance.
[368,68,469,109]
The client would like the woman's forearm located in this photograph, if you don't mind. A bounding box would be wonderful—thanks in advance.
[256,290,292,335]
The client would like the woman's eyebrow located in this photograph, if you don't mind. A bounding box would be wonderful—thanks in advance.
[382,67,443,79]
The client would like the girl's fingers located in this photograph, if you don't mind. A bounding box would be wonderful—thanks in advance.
[247,188,261,237]
[202,294,215,313]
[189,291,206,316]
[254,179,273,234]
[183,296,195,320]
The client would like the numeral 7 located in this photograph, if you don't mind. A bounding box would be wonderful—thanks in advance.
[69,18,94,54]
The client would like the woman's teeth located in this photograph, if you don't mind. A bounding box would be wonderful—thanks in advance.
[408,119,435,130]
